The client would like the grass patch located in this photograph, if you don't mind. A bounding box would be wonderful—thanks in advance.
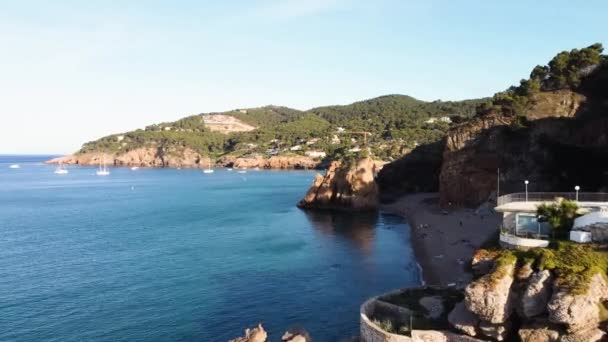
[481,241,608,295]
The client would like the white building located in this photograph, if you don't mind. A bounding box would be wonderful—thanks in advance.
[336,127,346,132]
[290,145,302,151]
[305,151,326,158]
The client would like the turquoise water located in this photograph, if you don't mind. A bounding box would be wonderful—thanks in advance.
[0,155,420,341]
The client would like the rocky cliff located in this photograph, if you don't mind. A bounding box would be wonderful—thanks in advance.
[448,250,608,342]
[298,157,381,211]
[46,147,212,168]
[378,87,608,207]
[47,150,321,170]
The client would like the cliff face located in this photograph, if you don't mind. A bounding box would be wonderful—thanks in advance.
[219,154,320,170]
[47,150,322,170]
[298,157,380,211]
[378,88,608,207]
[46,147,211,168]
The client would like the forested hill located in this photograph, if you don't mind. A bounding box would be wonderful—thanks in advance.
[77,94,487,161]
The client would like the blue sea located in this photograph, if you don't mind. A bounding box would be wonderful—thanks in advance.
[0,155,420,341]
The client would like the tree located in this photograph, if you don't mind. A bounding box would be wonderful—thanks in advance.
[536,199,579,238]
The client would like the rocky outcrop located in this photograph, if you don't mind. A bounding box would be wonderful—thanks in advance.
[47,151,321,169]
[220,154,320,170]
[229,324,268,342]
[464,261,515,324]
[521,270,553,319]
[46,148,210,168]
[298,158,380,211]
[547,273,608,332]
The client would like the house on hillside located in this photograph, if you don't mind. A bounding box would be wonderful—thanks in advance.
[305,151,326,158]
[495,192,608,249]
[290,145,302,151]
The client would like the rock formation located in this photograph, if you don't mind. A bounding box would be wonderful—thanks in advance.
[46,147,211,168]
[298,157,380,211]
[521,270,553,319]
[464,261,515,324]
[229,324,268,342]
[547,273,608,332]
[47,150,321,170]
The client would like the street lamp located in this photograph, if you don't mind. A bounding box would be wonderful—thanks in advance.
[575,185,580,202]
[524,180,529,202]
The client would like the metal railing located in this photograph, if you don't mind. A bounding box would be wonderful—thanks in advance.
[497,192,608,206]
[499,224,552,240]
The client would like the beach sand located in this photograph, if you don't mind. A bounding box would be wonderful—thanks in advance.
[381,193,501,287]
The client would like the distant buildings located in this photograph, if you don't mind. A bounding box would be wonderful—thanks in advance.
[290,145,302,151]
[336,127,346,132]
[305,151,326,158]
[425,116,452,124]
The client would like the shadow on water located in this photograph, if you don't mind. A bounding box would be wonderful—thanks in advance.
[302,209,379,255]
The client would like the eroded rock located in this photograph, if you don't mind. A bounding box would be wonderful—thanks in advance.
[229,324,268,342]
[547,273,608,332]
[298,157,380,210]
[521,270,553,318]
[448,301,479,337]
[478,321,510,341]
[465,261,515,323]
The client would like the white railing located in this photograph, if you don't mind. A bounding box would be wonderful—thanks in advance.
[497,192,608,206]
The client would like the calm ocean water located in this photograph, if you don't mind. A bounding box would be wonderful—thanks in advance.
[0,155,420,341]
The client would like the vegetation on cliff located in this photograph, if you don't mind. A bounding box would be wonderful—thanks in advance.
[75,94,485,161]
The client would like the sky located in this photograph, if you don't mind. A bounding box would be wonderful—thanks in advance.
[1,0,606,154]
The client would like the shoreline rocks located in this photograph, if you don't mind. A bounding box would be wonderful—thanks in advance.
[46,150,322,170]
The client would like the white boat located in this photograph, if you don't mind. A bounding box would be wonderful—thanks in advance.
[227,168,233,171]
[130,166,140,171]
[54,163,69,174]
[253,167,260,171]
[203,160,214,174]
[237,168,247,174]
[9,164,20,169]
[96,157,110,176]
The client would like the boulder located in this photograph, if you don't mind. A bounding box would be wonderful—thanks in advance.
[478,321,510,341]
[521,270,553,318]
[229,324,268,342]
[519,328,560,342]
[464,261,515,323]
[448,301,479,337]
[558,328,605,342]
[547,273,608,332]
[281,327,312,342]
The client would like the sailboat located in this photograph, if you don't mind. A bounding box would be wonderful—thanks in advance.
[96,157,110,176]
[54,163,69,174]
[9,164,20,169]
[203,159,214,174]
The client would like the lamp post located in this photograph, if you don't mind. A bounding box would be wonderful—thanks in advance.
[575,185,580,202]
[525,180,529,202]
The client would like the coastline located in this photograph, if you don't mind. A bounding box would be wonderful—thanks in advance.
[380,193,501,287]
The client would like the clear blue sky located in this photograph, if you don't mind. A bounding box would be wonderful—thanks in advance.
[1,0,606,154]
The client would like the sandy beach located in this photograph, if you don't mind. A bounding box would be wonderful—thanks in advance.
[381,193,501,287]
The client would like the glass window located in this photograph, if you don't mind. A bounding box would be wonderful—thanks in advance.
[516,214,551,236]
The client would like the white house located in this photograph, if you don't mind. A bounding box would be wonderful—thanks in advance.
[495,193,608,249]
[290,145,302,151]
[348,147,361,153]
[305,151,326,158]
[336,127,346,132]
